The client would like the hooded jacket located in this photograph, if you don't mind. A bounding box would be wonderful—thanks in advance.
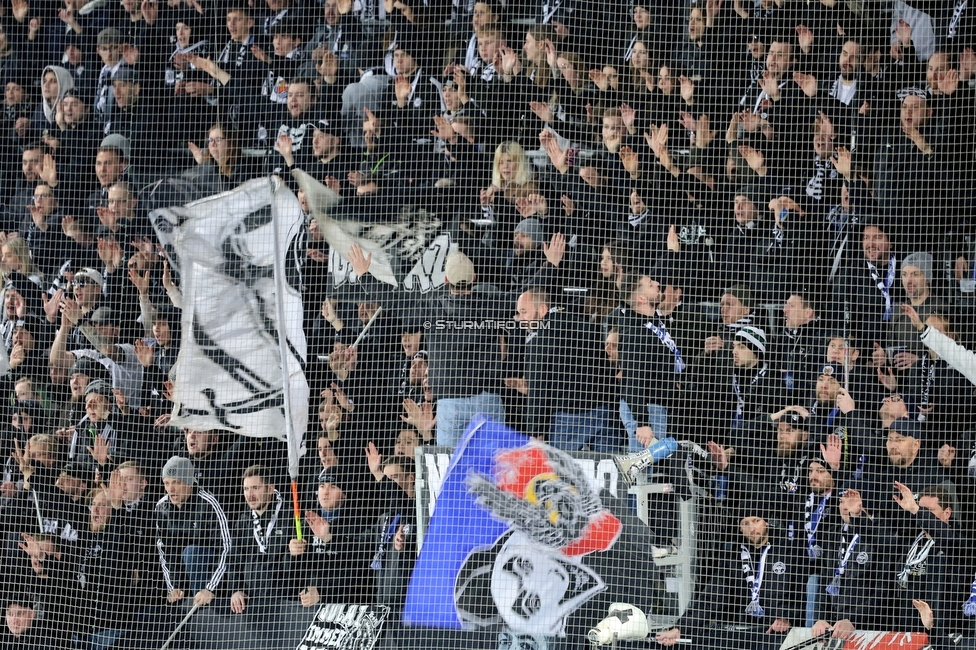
[33,65,74,130]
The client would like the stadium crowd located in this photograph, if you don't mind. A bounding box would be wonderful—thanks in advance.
[0,0,976,646]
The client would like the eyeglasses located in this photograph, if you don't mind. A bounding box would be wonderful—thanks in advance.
[73,279,95,288]
[208,137,225,145]
[33,193,53,200]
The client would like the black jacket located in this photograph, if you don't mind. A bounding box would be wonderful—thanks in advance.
[154,488,233,594]
[226,492,297,600]
[616,307,686,426]
[520,304,614,438]
[678,535,804,634]
[814,514,893,631]
[294,506,374,604]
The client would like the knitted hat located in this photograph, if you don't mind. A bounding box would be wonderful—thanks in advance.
[97,28,121,47]
[162,456,197,486]
[70,357,110,382]
[735,325,767,357]
[84,379,113,398]
[902,252,933,285]
[514,218,544,246]
[100,134,131,161]
[317,468,347,493]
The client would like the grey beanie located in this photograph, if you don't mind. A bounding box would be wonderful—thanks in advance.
[902,252,933,284]
[162,456,197,486]
[84,379,113,398]
[514,218,544,245]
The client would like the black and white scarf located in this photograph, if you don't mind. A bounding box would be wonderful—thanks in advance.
[251,489,283,554]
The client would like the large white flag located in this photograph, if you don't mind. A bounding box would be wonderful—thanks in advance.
[292,168,455,293]
[150,177,308,475]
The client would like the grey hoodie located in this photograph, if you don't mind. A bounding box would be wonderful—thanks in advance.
[41,65,75,125]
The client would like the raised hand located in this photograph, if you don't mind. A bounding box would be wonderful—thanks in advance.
[831,146,852,179]
[820,433,843,470]
[401,398,435,436]
[87,434,111,466]
[365,442,383,478]
[393,74,412,107]
[793,71,818,97]
[188,141,206,165]
[305,510,332,541]
[619,146,640,176]
[738,144,766,175]
[758,70,780,101]
[619,103,636,129]
[346,243,372,277]
[795,24,814,52]
[134,338,155,368]
[529,101,554,123]
[543,232,566,267]
[430,115,455,141]
[679,75,695,103]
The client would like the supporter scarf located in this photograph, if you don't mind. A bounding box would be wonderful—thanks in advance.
[252,489,283,554]
[371,513,401,570]
[897,531,935,588]
[732,363,768,425]
[917,354,937,422]
[624,34,638,62]
[806,155,835,201]
[778,452,807,494]
[628,209,649,228]
[826,527,859,596]
[804,491,831,560]
[948,0,968,40]
[741,543,771,617]
[218,36,254,70]
[866,255,896,321]
[263,8,289,34]
[826,406,840,428]
[963,572,976,616]
[541,0,563,24]
[646,320,685,374]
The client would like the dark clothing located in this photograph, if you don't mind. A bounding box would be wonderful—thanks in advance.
[678,537,804,634]
[154,488,233,594]
[616,307,686,427]
[227,493,297,600]
[293,506,374,604]
[520,304,614,438]
[768,320,827,409]
[814,514,893,631]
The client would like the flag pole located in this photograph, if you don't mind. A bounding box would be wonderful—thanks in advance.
[352,306,383,350]
[270,177,304,542]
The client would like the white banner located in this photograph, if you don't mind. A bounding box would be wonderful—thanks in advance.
[150,177,308,471]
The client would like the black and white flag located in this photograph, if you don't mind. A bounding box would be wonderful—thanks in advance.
[292,168,456,293]
[150,177,308,473]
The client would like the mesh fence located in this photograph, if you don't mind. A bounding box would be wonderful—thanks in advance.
[1,0,975,648]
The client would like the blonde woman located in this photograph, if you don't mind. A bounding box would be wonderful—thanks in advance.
[1,237,42,285]
[473,140,541,249]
